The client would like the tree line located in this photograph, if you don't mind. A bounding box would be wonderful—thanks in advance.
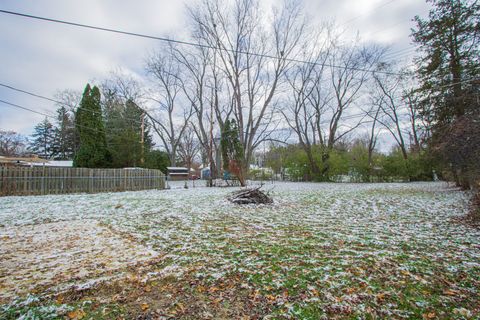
[16,82,169,172]
[1,0,478,189]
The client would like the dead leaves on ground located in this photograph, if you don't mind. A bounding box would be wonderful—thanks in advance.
[67,309,86,320]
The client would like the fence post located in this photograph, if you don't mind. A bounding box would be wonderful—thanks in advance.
[89,169,94,193]
[41,165,46,195]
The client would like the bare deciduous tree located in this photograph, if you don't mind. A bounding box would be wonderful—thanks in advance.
[146,47,193,166]
[282,29,331,177]
[372,67,410,160]
[367,105,382,168]
[54,89,81,113]
[403,88,423,152]
[188,0,306,183]
[326,41,384,151]
[283,32,384,179]
[102,70,145,104]
[178,125,201,174]
[0,130,27,156]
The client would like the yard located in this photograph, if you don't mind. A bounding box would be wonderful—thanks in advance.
[0,182,479,319]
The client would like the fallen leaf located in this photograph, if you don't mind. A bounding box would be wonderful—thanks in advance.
[345,287,356,294]
[67,310,86,320]
[423,311,436,319]
[443,289,459,296]
[55,295,64,304]
[141,303,149,311]
[266,294,276,302]
[376,293,386,301]
[176,302,185,313]
[209,286,220,293]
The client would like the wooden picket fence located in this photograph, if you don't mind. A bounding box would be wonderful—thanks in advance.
[0,166,165,196]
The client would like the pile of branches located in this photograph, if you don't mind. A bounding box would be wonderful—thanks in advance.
[227,187,273,205]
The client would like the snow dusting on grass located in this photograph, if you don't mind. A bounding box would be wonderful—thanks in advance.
[0,182,479,319]
[0,220,157,301]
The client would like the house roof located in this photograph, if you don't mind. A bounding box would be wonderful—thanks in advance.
[0,156,48,163]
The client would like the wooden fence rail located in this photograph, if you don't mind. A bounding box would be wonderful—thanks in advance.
[0,167,165,196]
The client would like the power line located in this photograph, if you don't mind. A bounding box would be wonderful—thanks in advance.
[0,83,61,105]
[0,9,403,76]
[0,82,145,125]
[384,47,416,58]
[364,18,411,39]
[342,0,397,25]
[0,99,53,118]
[3,75,477,126]
[0,98,135,134]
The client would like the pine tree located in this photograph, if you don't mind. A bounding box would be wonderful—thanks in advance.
[412,0,480,188]
[73,84,111,168]
[30,118,55,159]
[412,0,479,124]
[221,119,246,186]
[104,95,153,168]
[53,106,75,160]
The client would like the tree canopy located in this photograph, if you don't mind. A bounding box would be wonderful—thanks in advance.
[73,84,111,168]
[412,0,480,188]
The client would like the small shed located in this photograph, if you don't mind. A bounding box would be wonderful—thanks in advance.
[167,167,189,181]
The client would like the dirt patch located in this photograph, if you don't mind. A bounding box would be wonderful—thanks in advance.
[0,220,158,302]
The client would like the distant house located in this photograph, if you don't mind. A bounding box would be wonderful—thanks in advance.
[166,167,189,181]
[29,160,73,168]
[0,156,50,167]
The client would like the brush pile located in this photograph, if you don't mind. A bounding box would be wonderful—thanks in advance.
[227,187,273,205]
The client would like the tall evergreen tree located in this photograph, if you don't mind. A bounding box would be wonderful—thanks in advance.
[30,117,55,159]
[412,0,480,188]
[53,106,75,160]
[73,84,111,168]
[220,119,246,186]
[412,0,479,124]
[104,93,153,168]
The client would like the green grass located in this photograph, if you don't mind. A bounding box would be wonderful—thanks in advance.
[1,182,478,319]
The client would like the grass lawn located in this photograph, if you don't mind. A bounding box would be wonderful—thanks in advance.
[0,182,479,319]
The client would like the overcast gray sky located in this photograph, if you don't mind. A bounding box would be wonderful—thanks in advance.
[0,0,430,138]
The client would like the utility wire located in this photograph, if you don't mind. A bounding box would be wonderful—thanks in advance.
[0,82,145,125]
[0,9,403,76]
[2,76,478,127]
[364,18,411,38]
[0,98,137,133]
[0,99,52,118]
[0,83,61,105]
[342,0,397,25]
[384,48,416,58]
[3,75,478,143]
